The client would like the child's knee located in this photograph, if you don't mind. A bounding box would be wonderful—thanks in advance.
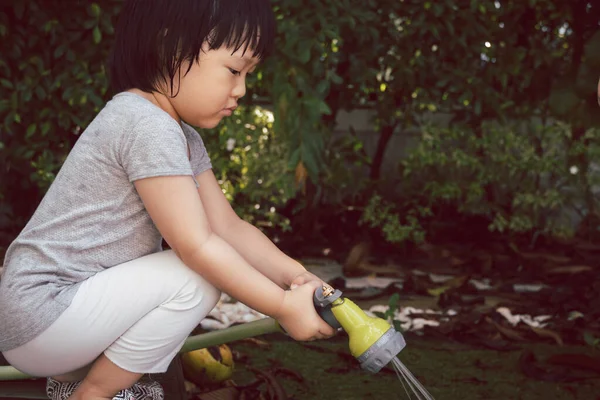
[189,272,220,309]
[203,279,221,307]
[162,251,219,298]
[175,267,220,315]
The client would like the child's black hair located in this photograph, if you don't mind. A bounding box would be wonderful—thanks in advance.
[109,0,276,96]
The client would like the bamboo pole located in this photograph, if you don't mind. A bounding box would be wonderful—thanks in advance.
[180,317,281,353]
[0,318,282,382]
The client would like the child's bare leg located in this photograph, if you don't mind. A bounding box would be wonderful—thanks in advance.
[67,354,141,400]
[52,366,89,383]
[52,359,95,382]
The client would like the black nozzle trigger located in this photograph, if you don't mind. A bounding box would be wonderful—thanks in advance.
[313,286,343,330]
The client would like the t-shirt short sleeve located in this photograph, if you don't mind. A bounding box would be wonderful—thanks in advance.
[182,122,213,176]
[120,115,193,182]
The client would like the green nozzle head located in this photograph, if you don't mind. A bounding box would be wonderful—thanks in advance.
[314,285,406,373]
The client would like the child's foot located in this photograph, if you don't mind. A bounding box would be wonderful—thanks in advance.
[46,377,164,400]
[46,377,81,400]
[130,380,164,399]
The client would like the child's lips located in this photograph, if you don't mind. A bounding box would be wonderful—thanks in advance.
[222,105,237,116]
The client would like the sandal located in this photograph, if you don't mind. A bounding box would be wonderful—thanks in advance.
[46,377,163,399]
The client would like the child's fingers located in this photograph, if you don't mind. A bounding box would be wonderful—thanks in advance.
[319,322,337,337]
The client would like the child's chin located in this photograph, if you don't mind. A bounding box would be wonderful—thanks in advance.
[196,118,223,129]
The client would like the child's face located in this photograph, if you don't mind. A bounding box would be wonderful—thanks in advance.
[168,45,259,129]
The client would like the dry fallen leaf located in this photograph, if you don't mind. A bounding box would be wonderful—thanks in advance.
[547,265,593,274]
[485,317,527,341]
[240,338,271,349]
[530,326,564,346]
[344,241,371,276]
[450,256,466,266]
[517,252,571,264]
[294,161,308,193]
[427,275,470,297]
[245,367,288,400]
[358,263,402,276]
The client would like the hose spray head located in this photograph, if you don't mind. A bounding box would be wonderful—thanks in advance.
[313,285,406,373]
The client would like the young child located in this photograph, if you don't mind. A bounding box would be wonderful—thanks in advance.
[0,1,335,399]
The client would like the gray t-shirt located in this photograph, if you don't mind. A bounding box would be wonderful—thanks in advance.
[0,92,212,352]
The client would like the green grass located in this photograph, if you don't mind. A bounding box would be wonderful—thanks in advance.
[228,333,600,400]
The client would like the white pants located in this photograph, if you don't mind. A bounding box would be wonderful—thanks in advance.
[2,250,220,377]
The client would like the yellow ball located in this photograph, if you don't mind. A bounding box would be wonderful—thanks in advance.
[181,344,235,385]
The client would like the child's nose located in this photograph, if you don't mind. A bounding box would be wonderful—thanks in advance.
[233,80,246,100]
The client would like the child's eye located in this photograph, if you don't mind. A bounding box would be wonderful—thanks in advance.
[228,68,241,76]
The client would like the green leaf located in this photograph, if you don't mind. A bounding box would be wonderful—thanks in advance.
[548,87,579,117]
[42,20,56,33]
[89,3,101,18]
[298,45,311,64]
[583,331,600,348]
[500,100,515,110]
[22,90,32,102]
[41,122,51,135]
[301,143,320,178]
[54,45,66,59]
[26,124,37,139]
[318,101,332,115]
[40,108,51,118]
[83,19,97,29]
[88,91,103,106]
[387,293,400,312]
[35,86,46,100]
[330,73,343,85]
[392,320,405,332]
[93,26,102,44]
[316,80,329,95]
[287,147,301,169]
[0,79,13,89]
[474,100,482,116]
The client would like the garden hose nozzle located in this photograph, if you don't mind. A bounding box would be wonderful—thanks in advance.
[314,285,406,373]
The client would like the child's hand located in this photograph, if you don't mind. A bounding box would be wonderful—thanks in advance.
[275,280,337,341]
[289,270,323,290]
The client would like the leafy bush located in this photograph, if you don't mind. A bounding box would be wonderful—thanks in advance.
[360,194,430,244]
[361,121,600,244]
[202,105,294,232]
[0,1,121,247]
[3,0,600,255]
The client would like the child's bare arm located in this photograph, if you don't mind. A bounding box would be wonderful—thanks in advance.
[134,174,335,340]
[193,169,311,289]
[134,175,283,315]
